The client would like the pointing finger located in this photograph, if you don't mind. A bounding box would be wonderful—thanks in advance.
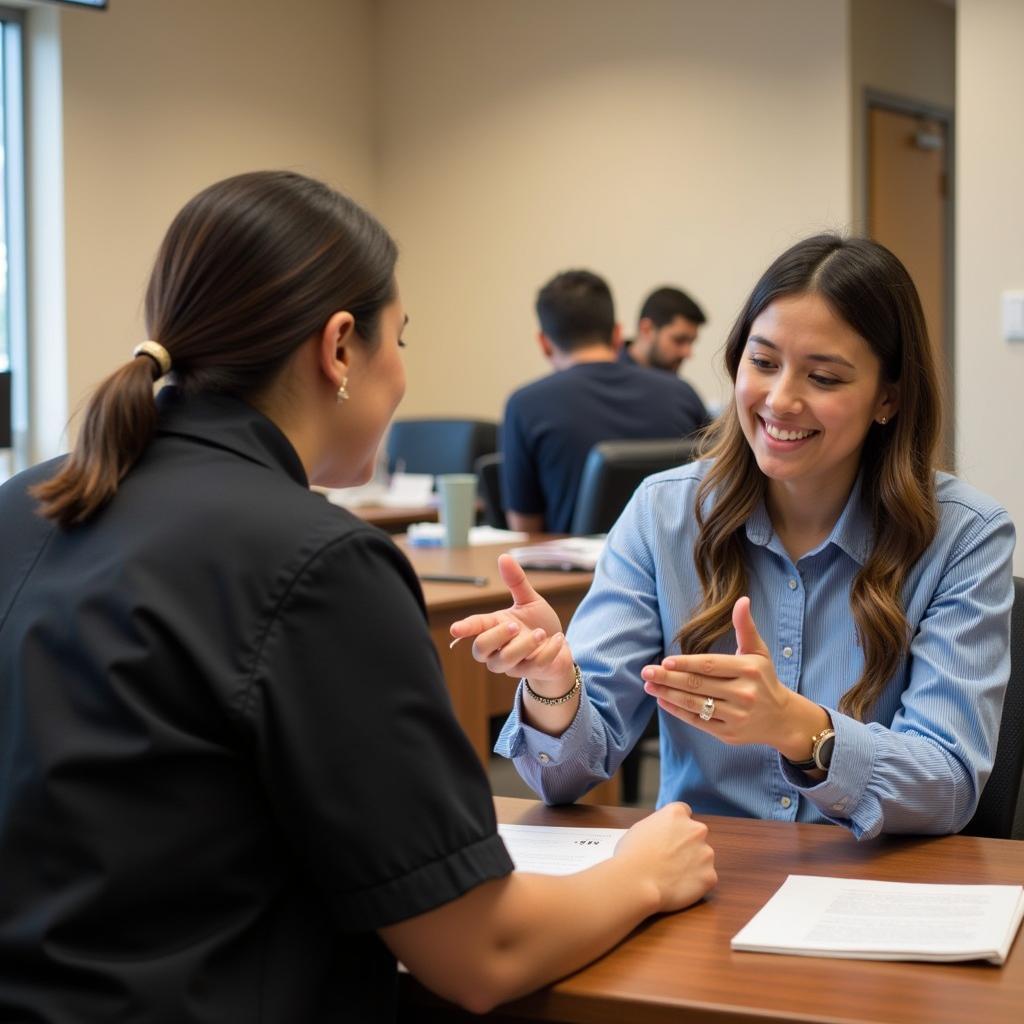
[497,554,541,608]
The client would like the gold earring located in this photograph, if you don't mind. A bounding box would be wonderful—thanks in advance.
[336,377,349,404]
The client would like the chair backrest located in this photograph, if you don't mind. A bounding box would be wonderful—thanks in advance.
[386,419,498,477]
[569,436,701,536]
[962,575,1024,839]
[0,371,11,449]
[474,452,507,530]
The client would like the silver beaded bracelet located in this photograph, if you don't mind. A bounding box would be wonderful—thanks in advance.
[523,663,583,706]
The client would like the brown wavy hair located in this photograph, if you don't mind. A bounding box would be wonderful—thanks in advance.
[678,235,941,720]
[33,171,397,526]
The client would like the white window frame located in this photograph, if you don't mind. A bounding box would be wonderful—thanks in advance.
[0,5,25,476]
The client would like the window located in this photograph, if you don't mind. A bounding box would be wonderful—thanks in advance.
[0,5,24,477]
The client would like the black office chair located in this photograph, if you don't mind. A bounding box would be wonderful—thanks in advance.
[386,418,498,478]
[567,437,702,804]
[0,370,12,449]
[570,436,702,537]
[474,452,507,530]
[962,575,1024,840]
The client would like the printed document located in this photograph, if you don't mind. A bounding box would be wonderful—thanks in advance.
[732,875,1024,964]
[498,823,626,875]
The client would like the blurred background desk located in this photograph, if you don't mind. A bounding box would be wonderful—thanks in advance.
[312,482,442,535]
[401,797,1024,1023]
[398,538,617,805]
[351,503,439,533]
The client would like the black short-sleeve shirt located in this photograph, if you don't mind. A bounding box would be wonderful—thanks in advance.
[0,389,512,1023]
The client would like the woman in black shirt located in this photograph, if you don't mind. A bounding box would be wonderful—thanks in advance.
[0,171,716,1022]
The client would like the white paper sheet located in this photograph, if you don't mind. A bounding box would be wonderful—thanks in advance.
[378,472,435,507]
[320,472,436,509]
[407,523,529,546]
[498,823,627,876]
[732,874,1024,964]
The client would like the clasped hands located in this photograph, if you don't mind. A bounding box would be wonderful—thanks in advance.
[450,557,820,758]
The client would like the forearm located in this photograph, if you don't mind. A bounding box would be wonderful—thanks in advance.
[507,510,545,534]
[473,866,661,1003]
[386,860,660,1013]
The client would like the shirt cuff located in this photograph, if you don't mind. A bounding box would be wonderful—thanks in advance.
[781,709,877,834]
[494,678,591,765]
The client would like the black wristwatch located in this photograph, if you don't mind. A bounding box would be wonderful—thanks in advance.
[785,727,836,772]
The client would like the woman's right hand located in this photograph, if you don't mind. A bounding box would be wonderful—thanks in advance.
[615,803,717,913]
[449,554,576,694]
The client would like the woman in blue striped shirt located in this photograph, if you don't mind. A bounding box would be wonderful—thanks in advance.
[452,234,1015,839]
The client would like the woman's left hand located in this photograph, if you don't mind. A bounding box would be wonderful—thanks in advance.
[641,597,821,760]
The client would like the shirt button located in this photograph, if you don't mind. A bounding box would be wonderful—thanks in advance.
[779,796,792,809]
[788,578,798,590]
[537,752,550,764]
[782,646,793,658]
[832,802,845,812]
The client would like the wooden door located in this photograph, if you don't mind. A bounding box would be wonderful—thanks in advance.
[867,104,952,464]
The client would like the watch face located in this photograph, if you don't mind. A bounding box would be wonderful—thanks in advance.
[816,734,836,770]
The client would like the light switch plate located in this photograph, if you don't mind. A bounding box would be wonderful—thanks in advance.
[1003,290,1024,342]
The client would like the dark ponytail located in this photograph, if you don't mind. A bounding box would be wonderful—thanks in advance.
[33,171,398,526]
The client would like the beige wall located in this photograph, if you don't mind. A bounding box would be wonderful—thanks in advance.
[374,0,851,420]
[849,0,956,231]
[957,0,1024,575]
[45,0,1024,563]
[59,1,855,427]
[61,0,375,423]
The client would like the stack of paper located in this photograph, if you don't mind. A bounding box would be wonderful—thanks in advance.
[320,472,436,509]
[508,536,606,572]
[731,875,1024,964]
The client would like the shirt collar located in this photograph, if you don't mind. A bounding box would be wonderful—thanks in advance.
[744,471,872,566]
[155,386,309,487]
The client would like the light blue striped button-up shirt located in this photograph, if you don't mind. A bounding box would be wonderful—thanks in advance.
[496,461,1015,839]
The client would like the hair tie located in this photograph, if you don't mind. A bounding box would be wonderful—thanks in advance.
[133,340,172,379]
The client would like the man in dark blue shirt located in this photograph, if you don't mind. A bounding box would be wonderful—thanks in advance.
[502,270,709,533]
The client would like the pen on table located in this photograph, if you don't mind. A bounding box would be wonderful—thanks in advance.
[420,573,489,587]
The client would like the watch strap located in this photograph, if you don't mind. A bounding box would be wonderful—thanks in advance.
[784,754,818,771]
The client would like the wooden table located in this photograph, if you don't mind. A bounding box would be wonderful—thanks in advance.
[348,500,485,533]
[399,539,617,804]
[350,502,439,533]
[401,797,1024,1024]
